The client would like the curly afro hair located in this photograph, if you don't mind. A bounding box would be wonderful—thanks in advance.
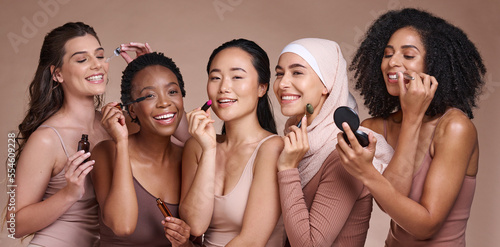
[121,52,186,123]
[350,8,486,119]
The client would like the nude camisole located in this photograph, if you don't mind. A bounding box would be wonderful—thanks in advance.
[203,135,286,247]
[29,125,99,247]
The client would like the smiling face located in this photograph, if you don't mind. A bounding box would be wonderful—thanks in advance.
[273,52,328,118]
[128,65,184,136]
[206,47,266,122]
[53,34,109,98]
[381,27,426,96]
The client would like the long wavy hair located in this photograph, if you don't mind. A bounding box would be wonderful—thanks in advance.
[207,38,277,134]
[350,8,486,119]
[15,22,103,163]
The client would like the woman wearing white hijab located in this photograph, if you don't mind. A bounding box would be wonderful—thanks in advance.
[273,38,393,246]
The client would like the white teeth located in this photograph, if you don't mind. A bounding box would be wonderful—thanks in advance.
[86,75,103,81]
[282,95,299,100]
[388,74,397,79]
[154,113,174,120]
[218,99,236,103]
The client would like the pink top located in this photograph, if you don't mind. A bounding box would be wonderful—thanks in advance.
[203,135,286,247]
[30,125,99,247]
[278,150,372,247]
[385,109,476,246]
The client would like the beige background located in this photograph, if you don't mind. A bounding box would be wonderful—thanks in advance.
[1,0,499,246]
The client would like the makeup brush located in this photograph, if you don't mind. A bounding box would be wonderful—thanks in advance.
[397,73,415,81]
[115,95,153,110]
[297,103,314,128]
[201,100,212,111]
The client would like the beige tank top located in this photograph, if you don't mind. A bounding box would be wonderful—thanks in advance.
[203,135,285,247]
[30,125,99,247]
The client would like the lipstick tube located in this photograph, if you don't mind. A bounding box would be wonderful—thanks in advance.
[201,100,212,112]
[156,198,172,218]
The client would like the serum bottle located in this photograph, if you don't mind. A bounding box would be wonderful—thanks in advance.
[77,134,90,162]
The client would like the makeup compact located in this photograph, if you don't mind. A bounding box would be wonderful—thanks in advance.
[333,106,369,147]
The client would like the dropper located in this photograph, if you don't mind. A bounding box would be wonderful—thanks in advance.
[105,47,121,63]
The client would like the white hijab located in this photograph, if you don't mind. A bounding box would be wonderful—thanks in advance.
[280,38,393,188]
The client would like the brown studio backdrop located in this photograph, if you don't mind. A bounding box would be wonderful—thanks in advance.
[1,0,498,246]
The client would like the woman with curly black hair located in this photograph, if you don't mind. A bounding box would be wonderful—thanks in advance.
[336,8,485,246]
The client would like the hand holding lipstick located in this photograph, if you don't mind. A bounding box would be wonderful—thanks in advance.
[201,99,212,111]
[186,100,216,151]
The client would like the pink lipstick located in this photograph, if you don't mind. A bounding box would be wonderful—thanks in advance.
[201,100,212,111]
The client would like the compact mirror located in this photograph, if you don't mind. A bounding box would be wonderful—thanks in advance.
[333,106,369,147]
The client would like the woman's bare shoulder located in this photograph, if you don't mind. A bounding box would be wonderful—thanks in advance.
[435,110,477,141]
[361,116,385,135]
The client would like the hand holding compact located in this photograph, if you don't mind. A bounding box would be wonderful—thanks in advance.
[334,106,369,147]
